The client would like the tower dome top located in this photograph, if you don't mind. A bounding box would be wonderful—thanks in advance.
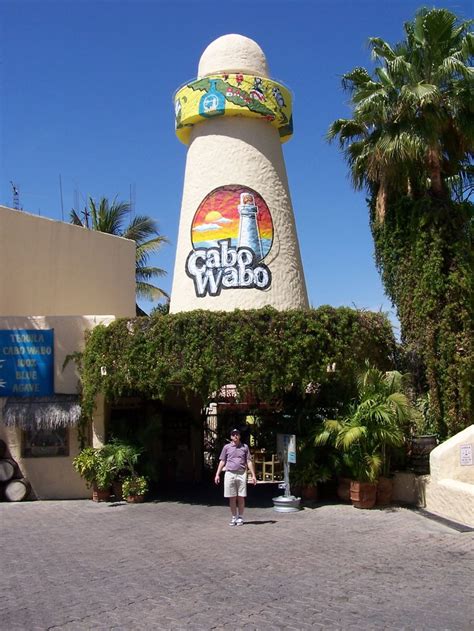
[198,34,270,78]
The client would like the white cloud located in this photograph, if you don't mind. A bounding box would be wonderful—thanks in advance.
[193,223,220,232]
[217,217,232,224]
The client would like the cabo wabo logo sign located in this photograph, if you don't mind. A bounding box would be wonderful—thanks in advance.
[186,185,273,297]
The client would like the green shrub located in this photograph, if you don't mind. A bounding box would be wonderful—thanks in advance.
[122,475,148,497]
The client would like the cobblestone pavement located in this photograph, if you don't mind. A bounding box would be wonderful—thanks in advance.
[2,489,473,630]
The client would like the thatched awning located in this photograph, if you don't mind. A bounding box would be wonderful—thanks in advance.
[3,395,81,429]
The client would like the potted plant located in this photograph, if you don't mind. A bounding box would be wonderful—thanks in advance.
[72,447,115,502]
[334,453,358,503]
[102,440,143,500]
[122,475,148,503]
[315,363,416,508]
[290,461,331,501]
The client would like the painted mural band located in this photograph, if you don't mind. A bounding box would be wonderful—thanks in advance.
[186,185,273,298]
[175,73,293,144]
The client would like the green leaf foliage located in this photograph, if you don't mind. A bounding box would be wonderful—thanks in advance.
[314,362,415,481]
[328,7,473,437]
[372,195,473,437]
[122,475,148,497]
[77,307,396,420]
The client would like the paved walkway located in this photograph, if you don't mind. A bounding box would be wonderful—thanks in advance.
[2,491,473,630]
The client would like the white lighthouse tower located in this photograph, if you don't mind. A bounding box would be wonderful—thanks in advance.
[169,34,308,312]
[237,192,263,261]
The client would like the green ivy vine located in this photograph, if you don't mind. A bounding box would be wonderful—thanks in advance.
[78,306,396,419]
[371,196,473,437]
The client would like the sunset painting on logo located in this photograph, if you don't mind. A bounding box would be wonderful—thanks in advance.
[191,185,273,261]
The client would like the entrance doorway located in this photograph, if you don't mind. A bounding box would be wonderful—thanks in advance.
[107,393,204,493]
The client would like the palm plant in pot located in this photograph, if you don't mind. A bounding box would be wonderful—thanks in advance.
[102,440,143,500]
[72,447,115,501]
[315,363,415,508]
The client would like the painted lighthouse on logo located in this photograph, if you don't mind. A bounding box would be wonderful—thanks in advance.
[237,192,263,261]
[170,34,308,312]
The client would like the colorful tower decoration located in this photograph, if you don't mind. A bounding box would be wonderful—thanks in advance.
[170,34,308,312]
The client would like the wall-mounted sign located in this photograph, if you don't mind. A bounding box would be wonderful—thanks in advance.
[0,329,54,397]
[460,444,473,466]
[186,185,273,297]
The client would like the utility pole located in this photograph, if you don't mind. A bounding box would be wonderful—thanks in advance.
[10,181,20,210]
[82,205,90,228]
[59,174,64,221]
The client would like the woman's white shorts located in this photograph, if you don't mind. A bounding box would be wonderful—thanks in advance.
[224,470,247,497]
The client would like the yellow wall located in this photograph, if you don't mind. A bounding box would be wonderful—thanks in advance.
[0,205,136,317]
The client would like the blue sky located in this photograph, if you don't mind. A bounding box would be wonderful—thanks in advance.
[1,0,471,329]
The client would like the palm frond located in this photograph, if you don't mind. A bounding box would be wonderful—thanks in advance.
[89,196,131,235]
[136,265,167,281]
[70,209,85,226]
[135,281,169,301]
[363,453,383,481]
[122,215,167,244]
[327,119,368,144]
[136,236,169,258]
[342,67,372,92]
[374,66,395,88]
[337,425,367,450]
[405,82,439,101]
[369,37,397,62]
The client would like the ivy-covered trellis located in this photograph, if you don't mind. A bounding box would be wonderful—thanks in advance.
[78,306,396,419]
[372,197,473,437]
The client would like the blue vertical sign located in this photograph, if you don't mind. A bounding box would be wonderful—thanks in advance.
[0,330,54,397]
[277,433,297,463]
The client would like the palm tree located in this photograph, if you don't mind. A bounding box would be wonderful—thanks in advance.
[315,363,415,482]
[327,8,473,222]
[70,197,169,307]
[327,8,473,436]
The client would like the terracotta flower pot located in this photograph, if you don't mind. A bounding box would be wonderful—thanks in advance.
[92,485,111,502]
[301,484,318,501]
[350,480,377,509]
[376,476,393,506]
[337,477,351,502]
[291,484,302,497]
[126,495,145,503]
